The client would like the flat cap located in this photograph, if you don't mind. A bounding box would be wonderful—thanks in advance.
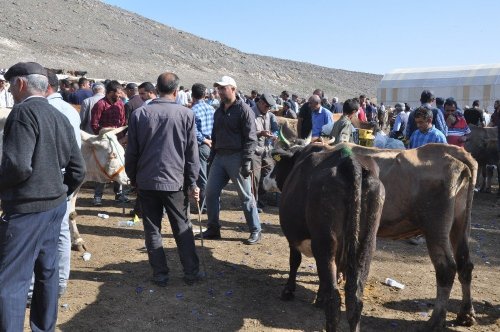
[4,62,47,81]
[260,92,276,107]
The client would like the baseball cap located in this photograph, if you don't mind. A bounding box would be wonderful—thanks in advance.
[4,62,47,81]
[260,92,276,107]
[214,76,237,88]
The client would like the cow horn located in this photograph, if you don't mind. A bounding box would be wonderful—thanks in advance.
[81,130,95,142]
[278,127,291,148]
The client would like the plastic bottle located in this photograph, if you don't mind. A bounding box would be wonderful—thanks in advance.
[97,213,109,219]
[117,220,135,227]
[385,278,405,289]
[82,252,91,261]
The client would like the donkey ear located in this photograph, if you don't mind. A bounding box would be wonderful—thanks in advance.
[81,130,95,142]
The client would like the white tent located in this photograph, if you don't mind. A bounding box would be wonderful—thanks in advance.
[377,64,500,112]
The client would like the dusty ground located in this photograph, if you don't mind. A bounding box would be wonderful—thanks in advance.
[25,182,500,332]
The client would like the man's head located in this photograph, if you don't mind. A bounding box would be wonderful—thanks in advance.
[4,62,48,103]
[59,79,70,90]
[92,82,105,95]
[251,90,258,98]
[78,77,90,89]
[414,106,433,132]
[257,92,276,114]
[105,80,123,103]
[214,76,237,105]
[332,97,338,104]
[394,102,404,113]
[444,98,457,116]
[308,95,321,111]
[359,94,366,104]
[472,100,480,108]
[138,82,157,101]
[420,90,435,104]
[125,82,138,98]
[292,93,298,101]
[191,83,206,101]
[343,99,360,118]
[280,90,290,100]
[436,97,445,108]
[46,69,59,95]
[495,99,500,110]
[156,73,179,97]
[313,89,323,98]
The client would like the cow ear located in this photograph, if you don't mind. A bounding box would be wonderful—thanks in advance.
[81,130,95,142]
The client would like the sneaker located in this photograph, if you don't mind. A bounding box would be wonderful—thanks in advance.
[194,228,221,240]
[245,231,261,245]
[408,235,425,245]
[115,194,131,203]
[93,197,102,206]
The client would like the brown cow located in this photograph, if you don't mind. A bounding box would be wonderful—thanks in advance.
[265,143,478,331]
[464,125,499,193]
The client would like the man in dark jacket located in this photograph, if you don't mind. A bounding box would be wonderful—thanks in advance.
[195,76,261,244]
[0,62,86,332]
[125,72,201,287]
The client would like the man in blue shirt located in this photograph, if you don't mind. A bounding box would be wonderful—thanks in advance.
[409,106,447,148]
[309,94,333,142]
[405,90,447,140]
[191,83,215,211]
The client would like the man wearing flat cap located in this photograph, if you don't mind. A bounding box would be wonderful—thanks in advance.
[251,92,279,211]
[195,76,262,245]
[0,62,85,331]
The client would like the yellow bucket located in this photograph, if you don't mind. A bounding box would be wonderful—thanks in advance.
[358,129,374,140]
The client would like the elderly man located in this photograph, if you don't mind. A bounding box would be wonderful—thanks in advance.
[124,82,143,121]
[0,62,85,332]
[251,92,279,211]
[0,74,14,107]
[80,82,105,134]
[309,94,333,142]
[126,72,201,286]
[195,76,261,244]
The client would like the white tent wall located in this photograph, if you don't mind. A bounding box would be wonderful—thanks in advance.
[377,64,500,111]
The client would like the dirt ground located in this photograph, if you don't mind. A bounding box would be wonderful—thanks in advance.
[25,181,500,332]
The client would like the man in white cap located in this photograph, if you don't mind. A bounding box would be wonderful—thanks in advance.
[195,76,262,244]
[0,74,14,108]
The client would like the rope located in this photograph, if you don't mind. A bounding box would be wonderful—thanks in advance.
[91,148,125,181]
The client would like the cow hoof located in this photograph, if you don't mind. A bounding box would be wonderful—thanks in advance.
[280,289,295,301]
[456,312,476,327]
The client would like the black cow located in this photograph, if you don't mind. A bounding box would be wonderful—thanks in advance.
[273,144,385,331]
[265,142,478,331]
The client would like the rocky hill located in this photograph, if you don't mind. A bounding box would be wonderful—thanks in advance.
[0,0,382,99]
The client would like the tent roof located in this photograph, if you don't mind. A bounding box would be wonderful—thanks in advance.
[379,63,500,88]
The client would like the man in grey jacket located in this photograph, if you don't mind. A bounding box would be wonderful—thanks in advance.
[125,72,201,287]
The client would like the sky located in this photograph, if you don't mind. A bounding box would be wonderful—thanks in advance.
[103,0,499,75]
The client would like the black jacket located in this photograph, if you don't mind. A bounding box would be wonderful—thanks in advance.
[0,97,86,214]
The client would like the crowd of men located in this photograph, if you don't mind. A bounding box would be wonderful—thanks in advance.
[0,62,500,331]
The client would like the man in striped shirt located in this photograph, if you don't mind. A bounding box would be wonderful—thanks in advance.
[444,98,471,147]
[191,83,215,210]
[409,106,447,149]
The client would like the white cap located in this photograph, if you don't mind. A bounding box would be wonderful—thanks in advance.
[214,75,237,88]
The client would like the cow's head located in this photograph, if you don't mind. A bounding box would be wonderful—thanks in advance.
[81,126,129,185]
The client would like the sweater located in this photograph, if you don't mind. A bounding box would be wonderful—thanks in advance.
[0,96,86,214]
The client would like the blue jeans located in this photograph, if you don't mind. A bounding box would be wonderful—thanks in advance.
[0,201,66,332]
[205,152,260,233]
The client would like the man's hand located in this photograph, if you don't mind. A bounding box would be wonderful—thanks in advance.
[240,160,252,178]
[189,186,200,201]
[203,138,212,148]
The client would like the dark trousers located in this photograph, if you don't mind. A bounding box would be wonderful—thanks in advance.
[197,144,211,206]
[252,152,274,203]
[138,190,199,280]
[0,201,66,332]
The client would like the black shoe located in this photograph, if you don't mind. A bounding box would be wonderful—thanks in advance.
[257,208,263,213]
[151,276,169,287]
[194,228,221,240]
[115,194,131,203]
[257,200,265,209]
[183,271,205,285]
[245,231,261,245]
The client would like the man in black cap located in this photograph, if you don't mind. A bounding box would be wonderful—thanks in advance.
[0,62,86,332]
[251,92,279,211]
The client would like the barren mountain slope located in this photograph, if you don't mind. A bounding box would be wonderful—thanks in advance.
[0,0,381,99]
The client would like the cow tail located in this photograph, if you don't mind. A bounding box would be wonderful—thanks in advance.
[344,157,362,291]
